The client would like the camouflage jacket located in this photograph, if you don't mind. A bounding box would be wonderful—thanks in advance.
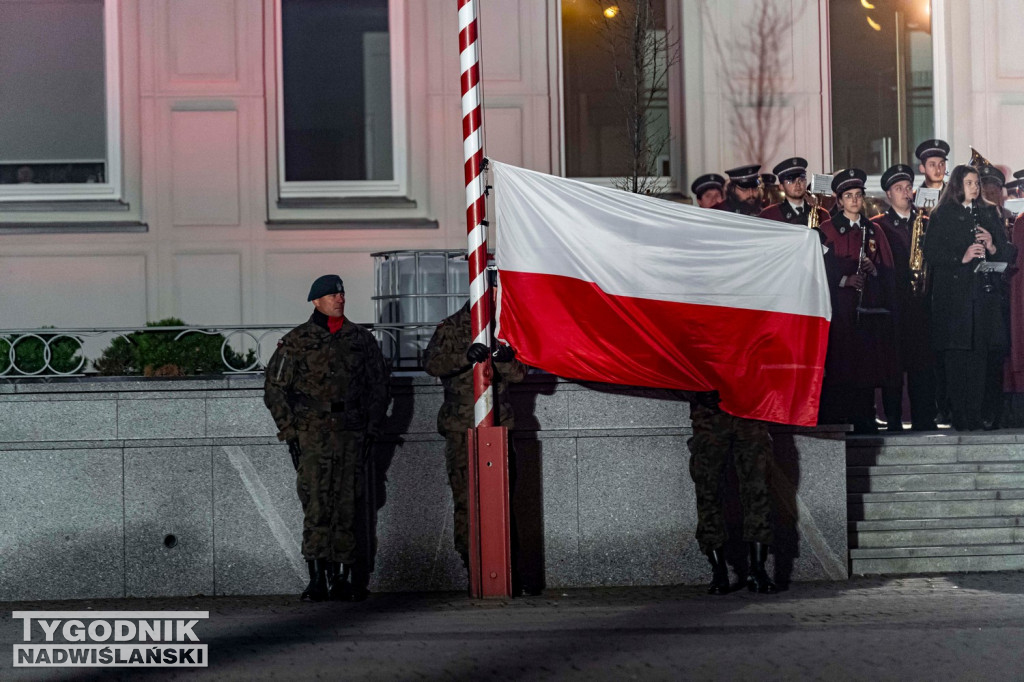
[424,305,528,433]
[264,314,390,441]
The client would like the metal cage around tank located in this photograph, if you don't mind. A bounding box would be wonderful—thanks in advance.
[372,249,473,369]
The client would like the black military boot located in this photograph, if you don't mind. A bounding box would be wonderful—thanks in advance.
[348,563,370,602]
[328,561,352,601]
[705,548,730,595]
[300,559,329,602]
[746,542,777,594]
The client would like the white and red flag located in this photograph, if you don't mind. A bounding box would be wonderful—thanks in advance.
[492,162,831,427]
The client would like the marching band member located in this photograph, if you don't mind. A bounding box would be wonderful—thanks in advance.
[922,165,1013,431]
[690,173,726,209]
[818,169,899,433]
[916,138,950,192]
[758,157,830,228]
[712,165,763,216]
[872,164,937,431]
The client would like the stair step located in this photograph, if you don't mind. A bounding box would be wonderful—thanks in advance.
[849,473,978,493]
[847,445,958,466]
[851,543,1024,559]
[848,462,1024,476]
[852,516,1023,532]
[852,553,1024,575]
[851,490,1024,503]
[851,526,1024,548]
[849,497,1024,520]
[849,472,1024,493]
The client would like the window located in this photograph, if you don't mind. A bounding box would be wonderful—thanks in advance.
[0,0,121,201]
[276,0,407,200]
[560,0,679,187]
[830,0,934,174]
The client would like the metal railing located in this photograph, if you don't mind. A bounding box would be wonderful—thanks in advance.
[0,322,438,379]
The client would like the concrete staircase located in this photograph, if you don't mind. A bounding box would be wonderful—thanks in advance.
[848,431,1024,574]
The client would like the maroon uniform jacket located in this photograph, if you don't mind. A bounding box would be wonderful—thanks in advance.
[759,201,830,228]
[1008,212,1024,391]
[872,207,934,372]
[819,213,900,387]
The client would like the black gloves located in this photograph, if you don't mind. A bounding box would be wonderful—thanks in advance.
[467,342,516,364]
[466,343,490,363]
[287,439,302,470]
[693,391,722,411]
[491,345,516,363]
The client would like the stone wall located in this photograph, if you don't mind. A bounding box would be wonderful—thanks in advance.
[0,375,848,600]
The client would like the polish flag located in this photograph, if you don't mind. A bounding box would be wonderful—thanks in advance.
[491,162,831,426]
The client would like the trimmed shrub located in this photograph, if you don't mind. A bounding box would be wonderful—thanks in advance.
[0,329,83,375]
[93,318,256,376]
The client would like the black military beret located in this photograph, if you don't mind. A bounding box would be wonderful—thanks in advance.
[915,138,950,162]
[307,274,345,301]
[880,163,915,191]
[772,157,809,181]
[831,168,867,195]
[690,173,726,198]
[978,164,1005,186]
[724,164,761,189]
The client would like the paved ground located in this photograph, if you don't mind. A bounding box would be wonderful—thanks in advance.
[3,572,1024,681]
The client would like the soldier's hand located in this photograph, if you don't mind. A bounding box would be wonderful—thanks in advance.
[466,343,490,364]
[492,344,516,363]
[287,439,301,471]
[693,390,721,411]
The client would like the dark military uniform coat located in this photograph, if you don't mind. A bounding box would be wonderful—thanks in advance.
[424,304,528,433]
[264,313,390,440]
[872,207,935,372]
[1008,212,1024,391]
[819,213,900,387]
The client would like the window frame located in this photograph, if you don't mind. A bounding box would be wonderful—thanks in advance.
[555,0,683,192]
[0,0,122,203]
[273,0,408,201]
[825,0,948,194]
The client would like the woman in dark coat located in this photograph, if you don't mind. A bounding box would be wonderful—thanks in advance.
[818,168,900,433]
[923,164,1013,431]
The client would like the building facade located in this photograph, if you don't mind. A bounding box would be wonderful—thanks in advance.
[1,0,1023,330]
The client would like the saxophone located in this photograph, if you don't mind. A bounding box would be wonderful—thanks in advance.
[807,193,821,230]
[909,200,933,296]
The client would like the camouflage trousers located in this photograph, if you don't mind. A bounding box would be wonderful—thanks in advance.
[443,430,471,567]
[295,428,364,563]
[686,405,774,553]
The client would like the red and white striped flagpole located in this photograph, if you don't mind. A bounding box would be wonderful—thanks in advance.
[458,0,494,428]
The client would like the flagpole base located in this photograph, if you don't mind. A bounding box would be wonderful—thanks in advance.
[466,425,512,598]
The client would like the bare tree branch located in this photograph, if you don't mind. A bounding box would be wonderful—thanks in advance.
[591,0,680,194]
[699,0,801,169]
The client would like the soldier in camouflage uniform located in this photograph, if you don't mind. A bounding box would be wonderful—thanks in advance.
[424,302,527,571]
[264,274,390,602]
[687,390,777,595]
